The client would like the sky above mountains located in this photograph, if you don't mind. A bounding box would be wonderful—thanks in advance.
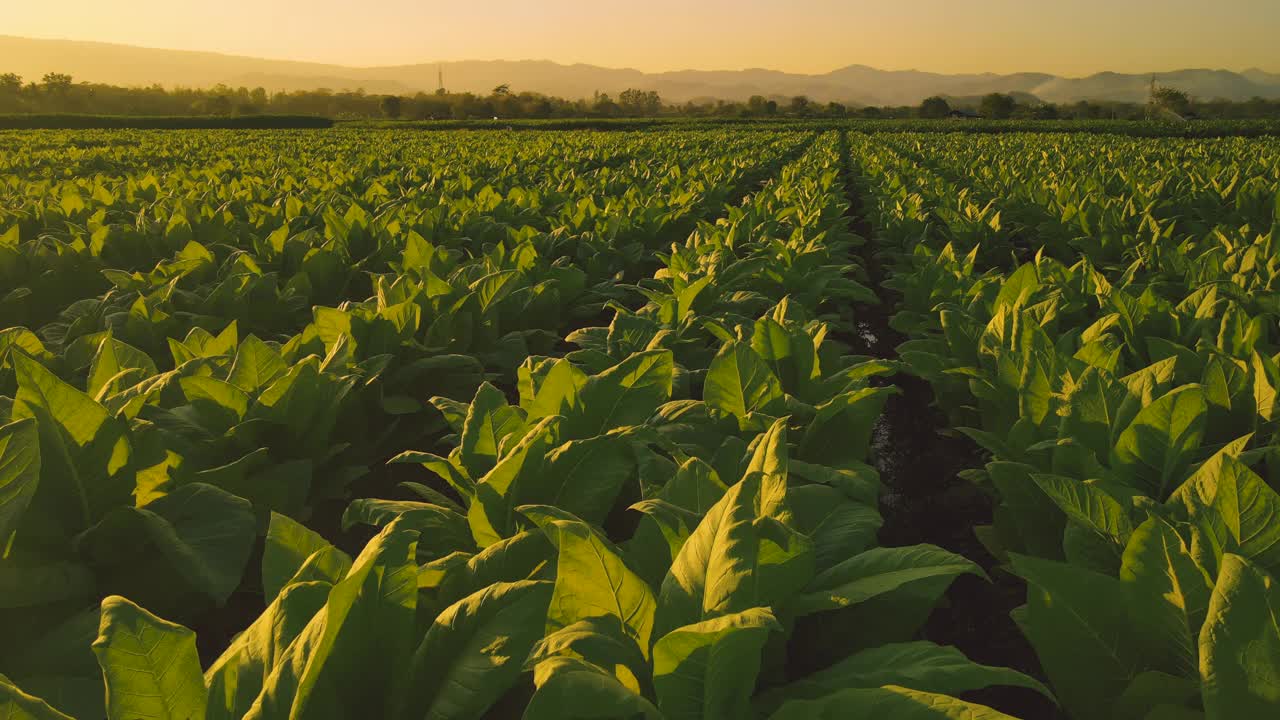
[8,0,1279,76]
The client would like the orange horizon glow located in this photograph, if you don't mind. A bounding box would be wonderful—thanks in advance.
[6,0,1279,76]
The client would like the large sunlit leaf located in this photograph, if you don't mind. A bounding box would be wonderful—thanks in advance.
[652,607,779,720]
[1199,553,1280,718]
[92,596,207,720]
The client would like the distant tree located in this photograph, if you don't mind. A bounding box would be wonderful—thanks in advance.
[208,94,233,115]
[1068,100,1103,119]
[789,95,811,115]
[1245,96,1271,119]
[979,93,1017,119]
[1031,104,1059,120]
[826,101,847,117]
[919,96,951,119]
[380,94,403,118]
[492,84,511,96]
[618,88,662,115]
[4,72,1274,122]
[41,72,73,93]
[1151,85,1192,116]
[593,92,619,116]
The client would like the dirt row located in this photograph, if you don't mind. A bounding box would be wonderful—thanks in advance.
[836,131,1060,720]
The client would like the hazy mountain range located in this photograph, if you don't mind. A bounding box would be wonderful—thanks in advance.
[3,35,1279,106]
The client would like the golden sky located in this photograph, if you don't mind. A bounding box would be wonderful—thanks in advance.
[7,0,1278,75]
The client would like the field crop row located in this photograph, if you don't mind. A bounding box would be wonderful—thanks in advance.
[851,130,1280,720]
[0,129,1047,720]
[1,127,1278,719]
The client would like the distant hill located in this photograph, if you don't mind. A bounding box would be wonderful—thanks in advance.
[1027,69,1280,104]
[3,35,1278,106]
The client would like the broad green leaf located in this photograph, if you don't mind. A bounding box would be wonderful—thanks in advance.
[179,376,250,432]
[227,335,287,394]
[249,359,354,456]
[545,520,656,654]
[468,417,559,547]
[459,382,528,479]
[343,498,474,561]
[524,656,662,720]
[245,520,419,720]
[787,485,882,573]
[0,605,102,718]
[655,473,814,639]
[1170,453,1280,575]
[522,435,634,525]
[1118,358,1179,429]
[703,342,784,420]
[519,357,588,421]
[1010,553,1142,719]
[800,387,896,467]
[1199,553,1280,718]
[659,457,729,514]
[789,459,879,506]
[561,350,674,439]
[12,352,131,535]
[767,685,1021,719]
[77,483,255,606]
[1114,671,1201,720]
[743,417,792,522]
[395,580,552,720]
[0,554,95,610]
[182,322,239,359]
[262,512,352,603]
[755,641,1052,715]
[750,316,814,395]
[627,499,702,589]
[87,337,157,400]
[190,454,311,530]
[993,262,1041,313]
[1120,517,1214,675]
[0,674,75,720]
[987,462,1065,559]
[794,544,984,615]
[435,530,554,607]
[652,607,779,720]
[399,481,465,514]
[1032,474,1133,543]
[389,451,473,499]
[677,276,712,320]
[205,581,331,720]
[0,418,40,548]
[1111,385,1207,499]
[1056,367,1125,472]
[526,615,652,697]
[92,595,207,720]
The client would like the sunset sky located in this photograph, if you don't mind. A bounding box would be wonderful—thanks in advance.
[7,0,1278,75]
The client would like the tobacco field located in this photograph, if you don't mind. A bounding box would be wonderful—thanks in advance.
[0,126,1278,719]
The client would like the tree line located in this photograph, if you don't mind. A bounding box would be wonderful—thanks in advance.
[3,72,1278,121]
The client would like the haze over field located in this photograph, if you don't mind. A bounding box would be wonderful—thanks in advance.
[4,0,1280,105]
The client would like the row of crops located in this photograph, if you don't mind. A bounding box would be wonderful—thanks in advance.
[0,126,1278,719]
[0,128,1032,720]
[850,130,1280,720]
